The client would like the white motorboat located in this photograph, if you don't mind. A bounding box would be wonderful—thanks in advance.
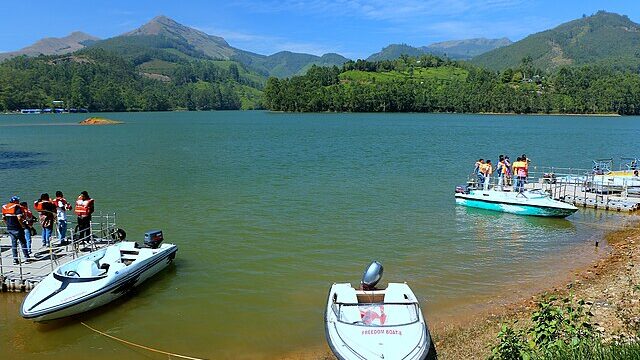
[455,188,578,217]
[21,230,177,322]
[325,261,435,360]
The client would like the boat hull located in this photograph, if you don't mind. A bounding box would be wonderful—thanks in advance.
[455,191,578,218]
[21,243,177,322]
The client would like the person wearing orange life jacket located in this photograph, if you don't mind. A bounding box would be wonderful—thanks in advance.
[2,196,30,264]
[20,201,35,255]
[512,157,527,193]
[34,193,56,247]
[53,191,72,245]
[75,191,94,241]
[482,160,493,190]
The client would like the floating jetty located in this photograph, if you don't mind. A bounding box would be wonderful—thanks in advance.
[0,213,122,293]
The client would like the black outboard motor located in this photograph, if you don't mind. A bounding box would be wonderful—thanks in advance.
[144,230,164,249]
[361,260,384,290]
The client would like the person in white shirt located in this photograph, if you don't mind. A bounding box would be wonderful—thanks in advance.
[53,191,72,245]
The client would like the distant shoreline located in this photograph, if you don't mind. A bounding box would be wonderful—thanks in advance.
[1,110,624,117]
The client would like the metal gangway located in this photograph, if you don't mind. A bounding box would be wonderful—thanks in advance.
[0,212,123,292]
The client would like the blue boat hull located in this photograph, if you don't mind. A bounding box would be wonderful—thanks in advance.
[455,197,577,218]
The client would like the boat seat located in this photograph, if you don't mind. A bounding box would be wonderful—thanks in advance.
[99,246,121,267]
[77,260,102,277]
[383,284,417,324]
[334,285,361,323]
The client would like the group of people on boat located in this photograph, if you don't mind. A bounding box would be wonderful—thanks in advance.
[474,154,531,192]
[1,191,94,264]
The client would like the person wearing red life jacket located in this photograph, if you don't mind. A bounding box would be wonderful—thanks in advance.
[53,191,72,245]
[34,193,56,247]
[2,196,30,264]
[75,191,94,241]
[20,201,35,255]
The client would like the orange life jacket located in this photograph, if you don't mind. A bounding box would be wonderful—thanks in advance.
[2,202,20,216]
[74,197,94,217]
[34,199,53,212]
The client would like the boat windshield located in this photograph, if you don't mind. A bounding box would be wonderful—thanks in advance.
[334,303,420,327]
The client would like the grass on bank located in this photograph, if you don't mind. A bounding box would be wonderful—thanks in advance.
[489,295,640,360]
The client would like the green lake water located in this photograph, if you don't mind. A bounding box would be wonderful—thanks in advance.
[0,111,638,359]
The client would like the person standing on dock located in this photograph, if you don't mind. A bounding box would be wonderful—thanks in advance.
[2,196,30,264]
[482,160,493,190]
[53,191,72,245]
[504,156,512,186]
[496,155,506,191]
[20,201,35,255]
[474,159,485,188]
[513,157,528,193]
[34,193,56,247]
[75,191,94,241]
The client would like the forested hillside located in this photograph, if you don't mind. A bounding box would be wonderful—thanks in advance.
[0,49,261,111]
[264,55,640,114]
[472,11,640,71]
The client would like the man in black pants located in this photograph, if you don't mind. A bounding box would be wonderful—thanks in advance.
[74,191,95,241]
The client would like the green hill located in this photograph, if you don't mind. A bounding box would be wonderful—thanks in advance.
[472,11,640,71]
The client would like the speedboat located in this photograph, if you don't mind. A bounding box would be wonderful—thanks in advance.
[455,188,578,217]
[21,230,177,322]
[325,261,435,360]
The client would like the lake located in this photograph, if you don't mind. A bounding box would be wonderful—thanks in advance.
[0,111,638,359]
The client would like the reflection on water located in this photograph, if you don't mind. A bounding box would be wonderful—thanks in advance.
[0,149,49,170]
[0,112,639,359]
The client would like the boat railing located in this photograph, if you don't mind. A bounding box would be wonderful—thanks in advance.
[0,212,121,285]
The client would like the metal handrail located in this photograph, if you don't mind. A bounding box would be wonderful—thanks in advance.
[0,213,119,285]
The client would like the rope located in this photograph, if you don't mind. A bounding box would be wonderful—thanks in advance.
[81,321,207,360]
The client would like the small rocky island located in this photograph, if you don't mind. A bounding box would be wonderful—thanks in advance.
[79,117,123,125]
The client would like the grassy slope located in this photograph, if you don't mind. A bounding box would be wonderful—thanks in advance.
[339,66,468,83]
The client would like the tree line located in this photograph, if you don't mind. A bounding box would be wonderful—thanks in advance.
[263,56,640,115]
[0,48,251,112]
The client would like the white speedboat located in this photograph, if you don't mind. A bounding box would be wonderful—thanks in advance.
[455,188,578,217]
[21,230,177,322]
[325,261,435,360]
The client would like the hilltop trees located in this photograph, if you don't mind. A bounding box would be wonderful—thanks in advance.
[264,55,640,115]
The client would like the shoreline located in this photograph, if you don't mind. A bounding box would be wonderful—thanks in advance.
[276,219,639,360]
[0,110,625,117]
[434,220,640,359]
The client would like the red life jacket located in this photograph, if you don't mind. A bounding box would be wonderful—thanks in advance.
[1,202,20,216]
[74,197,94,217]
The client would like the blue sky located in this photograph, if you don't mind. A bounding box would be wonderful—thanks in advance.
[1,0,639,59]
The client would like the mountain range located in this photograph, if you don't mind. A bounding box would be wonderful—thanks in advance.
[1,11,639,78]
[367,38,512,61]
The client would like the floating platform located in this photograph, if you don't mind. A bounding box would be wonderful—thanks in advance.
[0,213,121,293]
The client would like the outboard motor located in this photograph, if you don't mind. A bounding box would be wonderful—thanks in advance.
[144,230,164,249]
[361,260,384,290]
